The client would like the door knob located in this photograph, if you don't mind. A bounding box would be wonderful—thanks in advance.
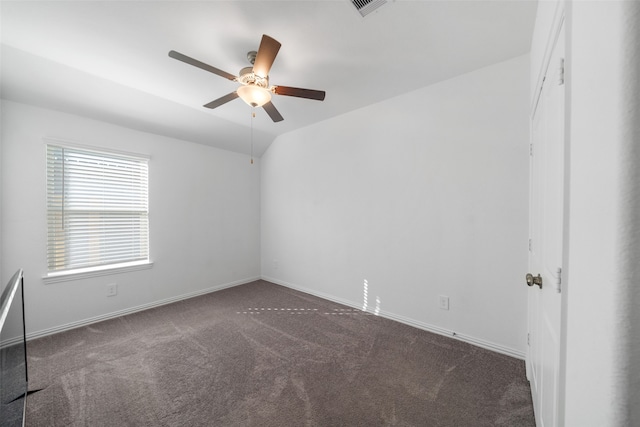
[526,273,543,289]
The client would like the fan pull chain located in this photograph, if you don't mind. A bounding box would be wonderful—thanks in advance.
[250,110,255,165]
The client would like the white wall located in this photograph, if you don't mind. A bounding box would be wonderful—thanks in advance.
[0,6,4,288]
[1,100,261,337]
[0,101,3,290]
[261,55,530,357]
[562,1,640,425]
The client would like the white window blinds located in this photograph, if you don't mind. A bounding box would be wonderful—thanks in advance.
[46,144,149,273]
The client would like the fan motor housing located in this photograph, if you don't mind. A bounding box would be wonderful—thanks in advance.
[238,66,269,89]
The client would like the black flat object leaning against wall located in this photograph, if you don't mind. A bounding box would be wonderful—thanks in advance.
[0,269,28,427]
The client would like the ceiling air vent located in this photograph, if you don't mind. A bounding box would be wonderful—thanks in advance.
[351,0,387,17]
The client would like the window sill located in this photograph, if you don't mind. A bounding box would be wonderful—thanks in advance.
[43,261,154,284]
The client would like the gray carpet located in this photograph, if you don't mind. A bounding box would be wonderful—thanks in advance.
[25,280,535,426]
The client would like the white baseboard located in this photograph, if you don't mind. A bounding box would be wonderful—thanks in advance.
[26,275,526,360]
[261,275,525,360]
[26,276,261,341]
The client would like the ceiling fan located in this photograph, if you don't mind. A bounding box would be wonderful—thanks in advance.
[169,35,326,122]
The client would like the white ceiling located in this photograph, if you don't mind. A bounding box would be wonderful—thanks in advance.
[0,0,537,157]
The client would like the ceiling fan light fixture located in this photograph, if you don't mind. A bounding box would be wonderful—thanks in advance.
[237,84,272,108]
[170,34,325,122]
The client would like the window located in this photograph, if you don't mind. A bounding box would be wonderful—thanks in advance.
[46,144,149,275]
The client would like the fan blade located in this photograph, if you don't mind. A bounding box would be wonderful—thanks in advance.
[169,50,237,81]
[263,101,284,122]
[274,86,326,101]
[203,92,239,109]
[252,35,281,78]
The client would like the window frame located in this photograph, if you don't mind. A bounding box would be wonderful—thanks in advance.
[43,139,153,283]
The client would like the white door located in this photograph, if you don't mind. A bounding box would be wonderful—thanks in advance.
[527,22,565,427]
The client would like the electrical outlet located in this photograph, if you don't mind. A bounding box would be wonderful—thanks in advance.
[274,260,279,270]
[106,283,117,297]
[438,295,449,310]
